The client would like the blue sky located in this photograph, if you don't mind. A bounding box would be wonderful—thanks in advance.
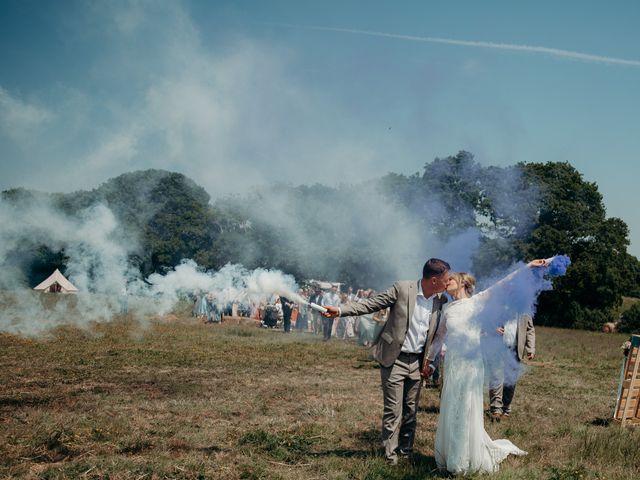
[1,0,639,255]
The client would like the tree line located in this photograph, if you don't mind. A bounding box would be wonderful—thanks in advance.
[3,152,639,330]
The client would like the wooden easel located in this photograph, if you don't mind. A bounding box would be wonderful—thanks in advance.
[614,335,640,426]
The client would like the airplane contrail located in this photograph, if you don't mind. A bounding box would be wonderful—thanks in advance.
[278,24,640,67]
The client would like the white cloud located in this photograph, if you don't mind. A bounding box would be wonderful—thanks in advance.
[85,132,138,170]
[0,3,405,195]
[0,87,53,141]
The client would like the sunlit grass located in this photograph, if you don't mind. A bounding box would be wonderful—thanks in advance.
[0,316,638,479]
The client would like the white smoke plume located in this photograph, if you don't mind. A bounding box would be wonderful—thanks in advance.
[0,154,542,338]
[146,261,303,315]
[0,199,137,292]
[0,197,144,336]
[218,182,485,290]
[0,194,311,336]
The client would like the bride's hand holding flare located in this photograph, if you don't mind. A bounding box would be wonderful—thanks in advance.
[527,258,550,268]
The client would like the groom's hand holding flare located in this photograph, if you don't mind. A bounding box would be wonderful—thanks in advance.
[322,306,340,318]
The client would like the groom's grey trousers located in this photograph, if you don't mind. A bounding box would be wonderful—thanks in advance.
[380,351,423,461]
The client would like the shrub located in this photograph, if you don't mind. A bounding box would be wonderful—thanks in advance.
[618,303,640,334]
[573,307,614,331]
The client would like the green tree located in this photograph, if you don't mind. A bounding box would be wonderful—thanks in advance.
[618,304,640,334]
[413,157,638,330]
[142,173,219,274]
[421,151,485,236]
[512,162,629,329]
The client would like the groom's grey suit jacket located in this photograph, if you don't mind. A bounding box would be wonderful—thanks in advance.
[340,281,447,368]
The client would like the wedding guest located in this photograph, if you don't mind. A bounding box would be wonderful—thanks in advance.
[321,285,341,341]
[488,313,535,420]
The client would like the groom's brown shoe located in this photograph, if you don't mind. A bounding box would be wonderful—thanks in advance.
[489,411,502,422]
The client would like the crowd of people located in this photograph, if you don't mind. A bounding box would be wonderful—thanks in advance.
[189,284,389,346]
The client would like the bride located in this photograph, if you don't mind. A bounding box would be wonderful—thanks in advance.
[426,258,568,475]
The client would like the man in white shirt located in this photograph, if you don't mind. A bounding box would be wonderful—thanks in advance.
[322,258,450,464]
[321,285,341,341]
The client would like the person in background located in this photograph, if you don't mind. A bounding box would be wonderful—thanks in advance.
[487,313,535,420]
[196,292,209,321]
[191,290,200,317]
[321,285,341,341]
[119,286,128,314]
[342,293,356,339]
[336,293,349,338]
[347,286,356,302]
[206,293,221,323]
[296,289,309,332]
[250,301,261,321]
[281,296,294,333]
[274,296,284,328]
[356,289,378,347]
[309,289,324,335]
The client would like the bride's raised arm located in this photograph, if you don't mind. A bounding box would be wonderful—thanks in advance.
[471,257,566,330]
[478,258,549,293]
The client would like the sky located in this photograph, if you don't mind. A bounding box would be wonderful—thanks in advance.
[1,0,639,256]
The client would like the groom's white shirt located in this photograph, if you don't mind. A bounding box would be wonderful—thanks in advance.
[426,299,450,366]
[401,280,436,354]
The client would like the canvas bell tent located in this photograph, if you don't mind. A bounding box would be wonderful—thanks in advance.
[33,269,79,294]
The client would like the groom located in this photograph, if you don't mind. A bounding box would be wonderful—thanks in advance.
[322,258,450,464]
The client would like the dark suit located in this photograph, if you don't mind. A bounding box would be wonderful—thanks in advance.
[281,297,293,333]
[340,281,447,462]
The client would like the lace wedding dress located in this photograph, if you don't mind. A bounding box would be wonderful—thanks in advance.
[434,258,569,474]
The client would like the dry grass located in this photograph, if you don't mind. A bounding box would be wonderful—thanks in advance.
[0,314,639,479]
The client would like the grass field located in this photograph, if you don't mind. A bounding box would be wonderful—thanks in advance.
[1,311,639,479]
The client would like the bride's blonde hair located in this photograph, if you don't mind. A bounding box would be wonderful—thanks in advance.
[450,272,476,297]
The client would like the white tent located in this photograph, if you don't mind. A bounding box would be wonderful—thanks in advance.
[33,269,79,294]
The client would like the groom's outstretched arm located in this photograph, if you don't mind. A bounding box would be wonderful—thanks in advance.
[322,284,399,318]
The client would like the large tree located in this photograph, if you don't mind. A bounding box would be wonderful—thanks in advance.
[518,162,627,328]
[402,154,637,330]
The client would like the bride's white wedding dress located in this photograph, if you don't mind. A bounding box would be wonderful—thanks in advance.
[433,262,564,474]
[434,298,526,474]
